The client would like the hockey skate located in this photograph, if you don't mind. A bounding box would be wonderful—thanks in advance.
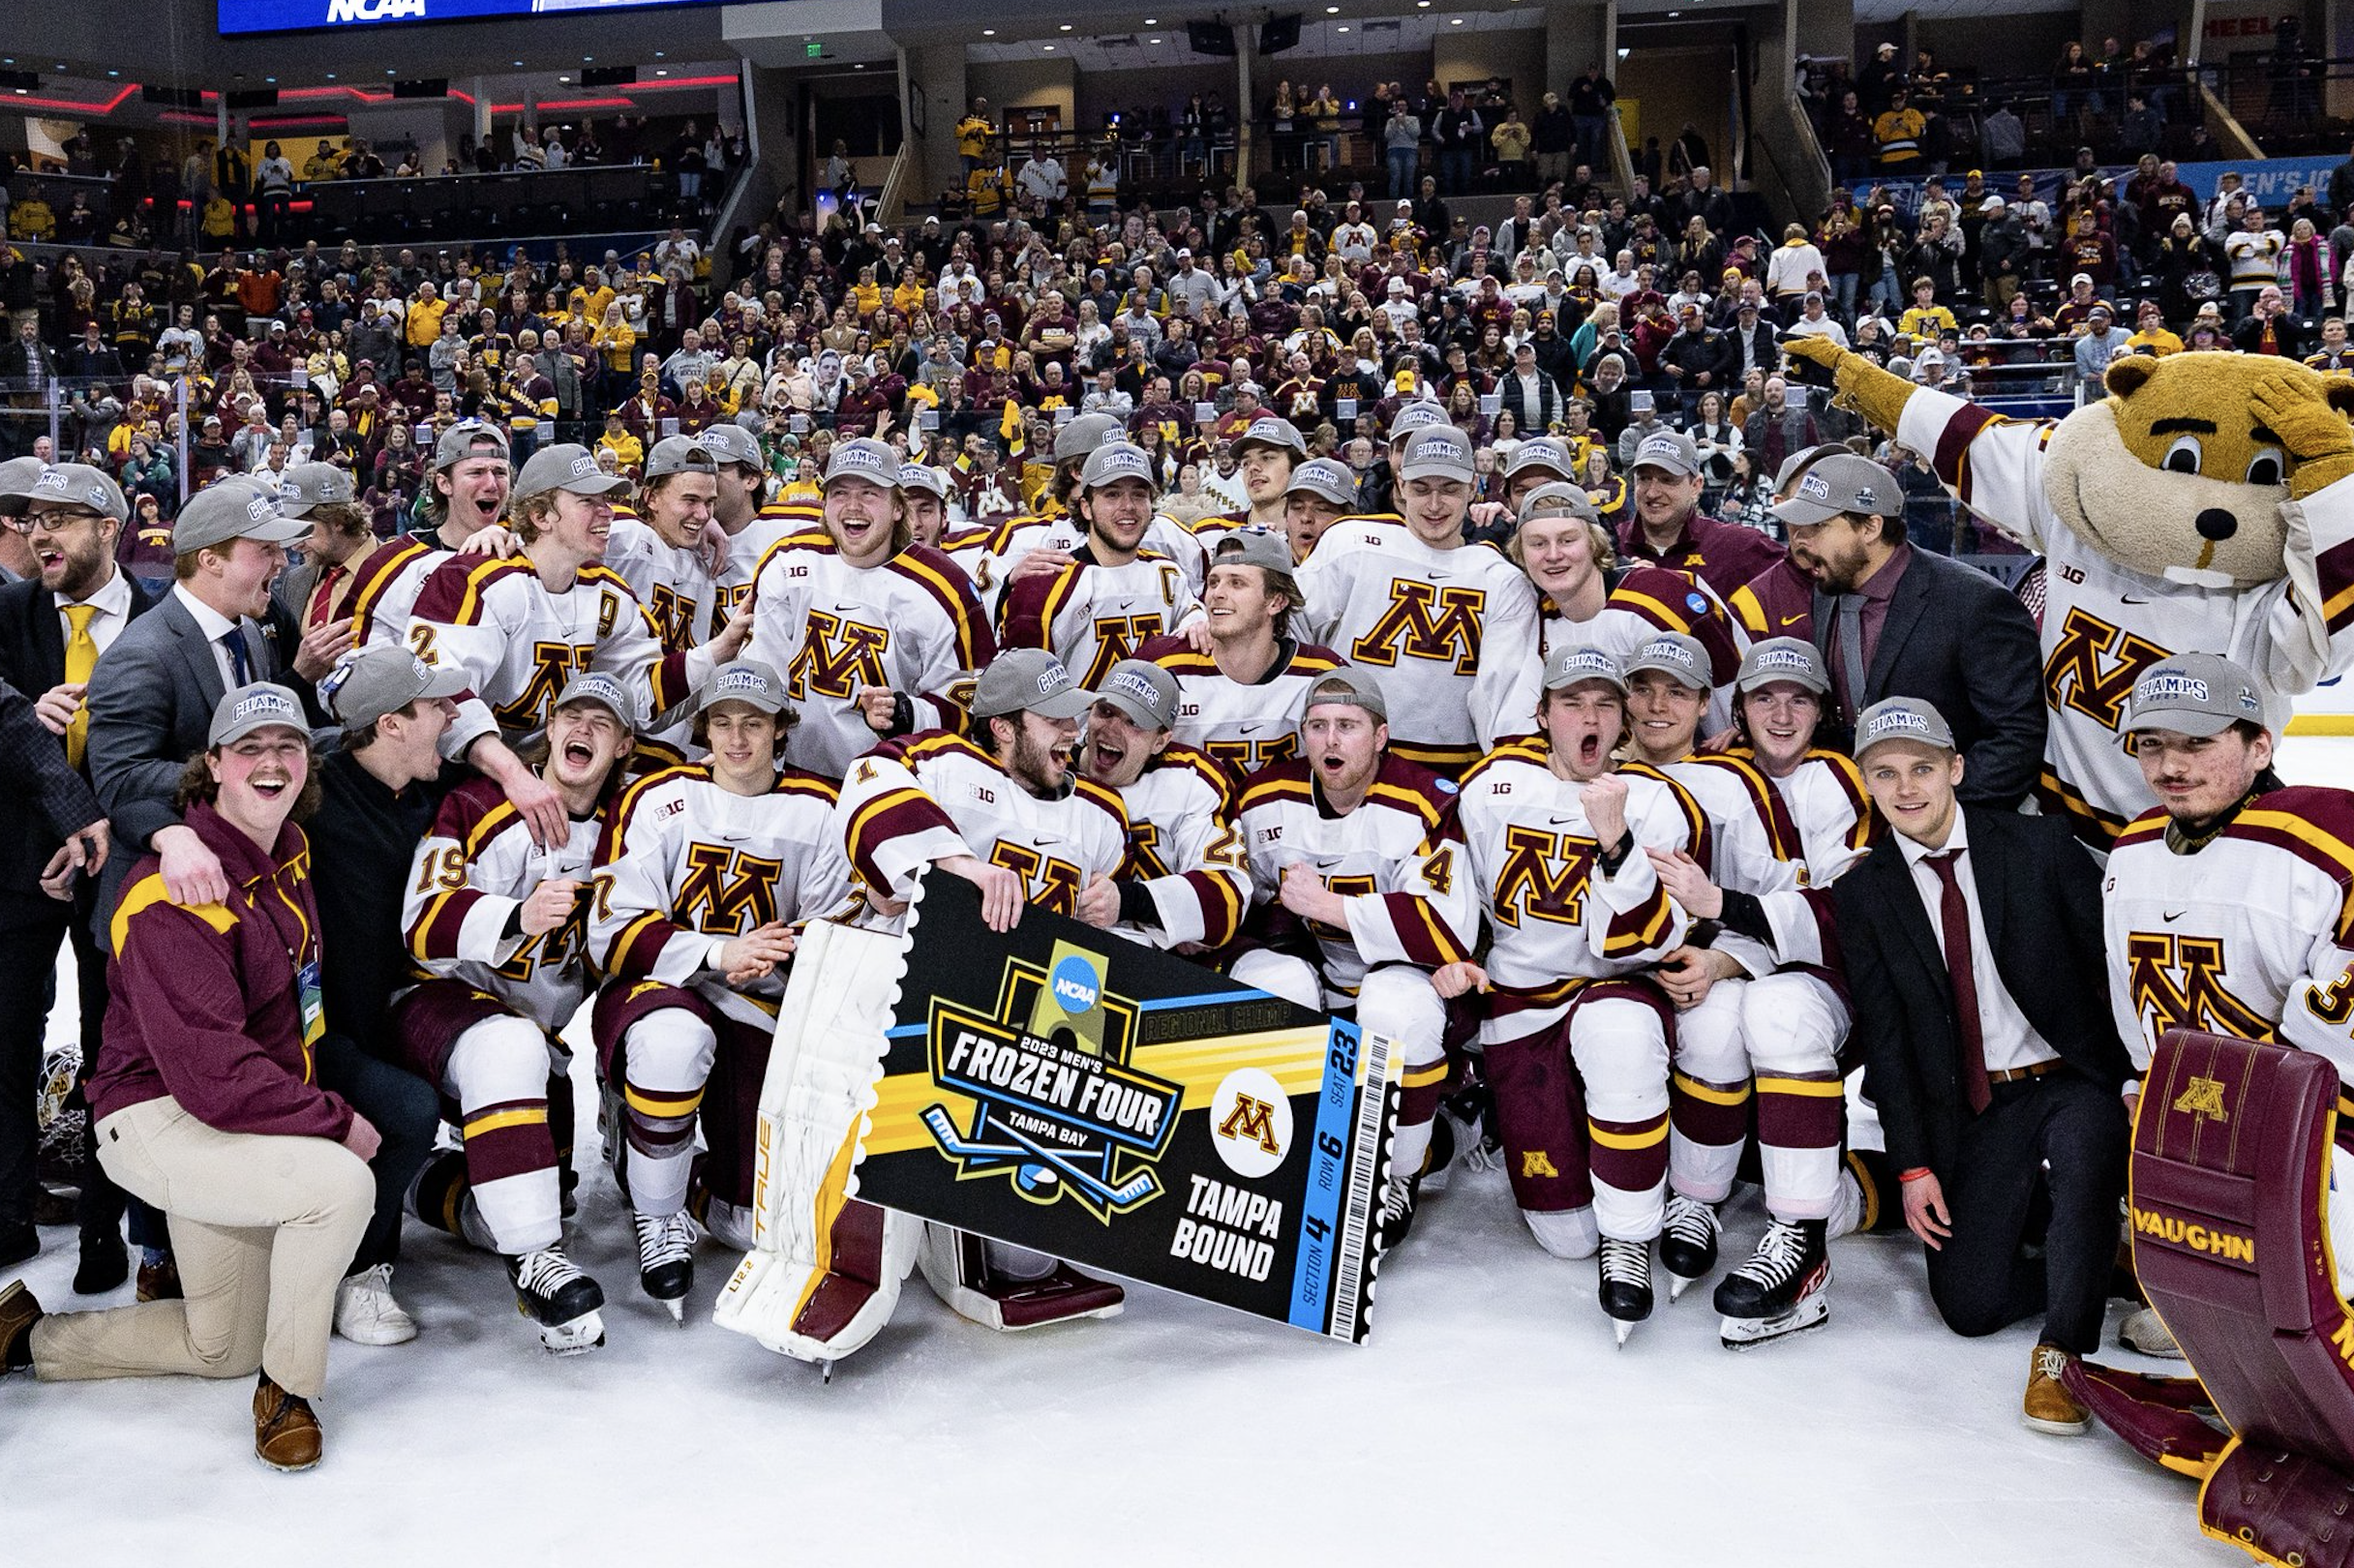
[1659,1194,1721,1301]
[1714,1219,1830,1350]
[633,1211,698,1324]
[1597,1236,1653,1346]
[506,1247,607,1353]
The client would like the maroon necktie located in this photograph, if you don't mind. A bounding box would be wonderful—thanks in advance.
[1925,851,1993,1115]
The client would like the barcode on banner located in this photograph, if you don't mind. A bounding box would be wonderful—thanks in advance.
[1325,1027,1391,1342]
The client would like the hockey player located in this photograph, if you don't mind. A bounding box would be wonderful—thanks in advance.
[1000,440,1199,688]
[1073,658,1249,952]
[604,436,719,657]
[1231,666,1476,1240]
[407,443,752,747]
[2106,652,2354,1299]
[830,647,1131,1328]
[697,424,796,642]
[1193,415,1306,558]
[346,421,514,654]
[588,659,857,1317]
[983,413,1208,597]
[1443,646,1704,1341]
[396,671,635,1352]
[1293,425,1540,775]
[1281,457,1361,565]
[744,437,993,781]
[1146,529,1345,776]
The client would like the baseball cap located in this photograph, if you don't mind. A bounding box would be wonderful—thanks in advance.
[2070,272,2094,288]
[1210,528,1298,583]
[1518,480,1601,524]
[1095,659,1178,731]
[1622,633,1710,690]
[208,682,309,747]
[514,443,630,500]
[971,648,1094,722]
[1234,416,1307,458]
[175,476,313,553]
[1388,401,1448,443]
[1735,636,1830,695]
[1397,426,1475,485]
[0,455,45,515]
[1628,429,1701,478]
[697,658,790,715]
[320,645,468,727]
[1542,644,1627,694]
[899,462,951,500]
[1284,458,1357,509]
[1854,697,1956,759]
[645,435,720,480]
[553,669,635,727]
[1771,453,1901,528]
[1052,411,1125,464]
[433,419,511,472]
[1078,440,1155,489]
[1771,444,1831,496]
[277,461,355,518]
[2120,651,2267,739]
[26,463,130,525]
[1303,665,1388,722]
[824,437,901,489]
[698,424,765,470]
[1504,438,1578,484]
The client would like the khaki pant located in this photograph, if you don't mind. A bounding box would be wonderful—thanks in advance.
[31,1096,373,1399]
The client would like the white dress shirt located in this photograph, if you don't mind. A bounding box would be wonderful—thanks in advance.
[1895,816,2059,1074]
[172,583,249,692]
[57,565,135,660]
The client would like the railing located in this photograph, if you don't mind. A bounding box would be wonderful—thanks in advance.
[2196,78,2266,160]
[1754,85,1832,236]
[874,142,913,228]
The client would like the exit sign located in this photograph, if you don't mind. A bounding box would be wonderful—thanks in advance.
[805,41,823,57]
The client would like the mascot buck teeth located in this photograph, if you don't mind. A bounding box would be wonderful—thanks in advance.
[1782,337,2354,846]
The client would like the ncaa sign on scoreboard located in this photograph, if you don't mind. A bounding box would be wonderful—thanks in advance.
[218,0,727,36]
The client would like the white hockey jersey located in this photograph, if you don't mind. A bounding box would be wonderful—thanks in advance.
[1542,565,1747,733]
[1893,383,2354,845]
[971,510,1210,614]
[346,534,449,654]
[714,501,820,641]
[1107,741,1249,950]
[588,763,860,1031]
[1660,751,1804,979]
[604,516,720,656]
[1730,748,1879,970]
[1293,520,1541,773]
[1143,634,1348,776]
[1456,742,1705,1041]
[999,548,1199,689]
[2103,787,2354,1086]
[745,529,994,782]
[401,774,606,1029]
[833,730,1129,920]
[1233,755,1477,1006]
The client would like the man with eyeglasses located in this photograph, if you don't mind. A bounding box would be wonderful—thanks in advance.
[0,463,160,1287]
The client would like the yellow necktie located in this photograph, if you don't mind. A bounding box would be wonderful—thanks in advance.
[63,603,98,769]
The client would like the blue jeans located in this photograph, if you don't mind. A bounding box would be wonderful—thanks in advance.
[1830,272,1859,316]
[1440,147,1473,195]
[315,1032,439,1274]
[1387,147,1417,197]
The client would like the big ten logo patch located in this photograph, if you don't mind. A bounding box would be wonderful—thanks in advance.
[1210,1067,1293,1180]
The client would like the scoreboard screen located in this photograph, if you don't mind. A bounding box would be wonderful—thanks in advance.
[219,0,724,37]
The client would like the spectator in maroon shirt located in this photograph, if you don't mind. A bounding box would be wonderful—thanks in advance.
[1618,428,1785,597]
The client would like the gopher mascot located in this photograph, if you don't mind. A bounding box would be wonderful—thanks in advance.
[1784,338,2354,845]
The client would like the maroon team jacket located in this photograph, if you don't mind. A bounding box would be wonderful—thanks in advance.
[91,799,353,1141]
[1615,511,1787,601]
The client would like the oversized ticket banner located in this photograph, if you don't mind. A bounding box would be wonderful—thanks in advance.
[860,871,1398,1343]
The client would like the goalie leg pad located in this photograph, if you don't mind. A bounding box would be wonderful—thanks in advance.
[919,1223,1126,1331]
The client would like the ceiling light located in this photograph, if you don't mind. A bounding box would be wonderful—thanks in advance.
[655,68,669,75]
[653,50,665,57]
[1147,37,1161,44]
[855,62,865,69]
[1042,43,1054,49]
[512,60,524,67]
[1335,24,1348,31]
[326,71,338,77]
[108,69,119,76]
[981,26,994,33]
[558,75,570,82]
[265,75,277,83]
[1059,22,1072,29]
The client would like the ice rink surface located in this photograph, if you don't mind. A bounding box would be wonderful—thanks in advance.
[6,737,2349,1566]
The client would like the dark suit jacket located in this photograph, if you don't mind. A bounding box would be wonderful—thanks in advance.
[1838,807,2133,1181]
[0,571,159,902]
[1810,544,2045,807]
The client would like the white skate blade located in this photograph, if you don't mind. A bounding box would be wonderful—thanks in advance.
[664,1297,685,1325]
[1668,1272,1700,1303]
[1718,1294,1828,1351]
[537,1309,607,1355]
[1613,1317,1635,1348]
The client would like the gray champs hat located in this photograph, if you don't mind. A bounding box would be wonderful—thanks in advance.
[276,461,355,518]
[175,476,313,553]
[1628,428,1701,477]
[1543,644,1627,693]
[1095,658,1178,731]
[644,435,720,480]
[1211,528,1299,583]
[970,648,1094,721]
[1771,443,1831,497]
[1622,632,1710,690]
[0,455,47,515]
[695,423,766,469]
[2121,651,2268,739]
[824,437,901,489]
[1397,426,1476,485]
[697,658,790,715]
[432,419,511,472]
[1854,697,1956,759]
[1736,636,1831,695]
[1284,459,1357,510]
[208,681,308,746]
[1052,411,1126,464]
[1771,453,1901,528]
[25,463,130,525]
[1303,664,1388,721]
[1079,440,1155,490]
[1504,438,1579,484]
[1234,416,1307,458]
[1518,480,1601,524]
[1388,400,1449,443]
[899,462,951,500]
[554,669,636,726]
[514,443,630,500]
[320,645,469,726]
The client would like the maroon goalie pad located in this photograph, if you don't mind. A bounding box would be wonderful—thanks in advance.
[2058,1359,2226,1476]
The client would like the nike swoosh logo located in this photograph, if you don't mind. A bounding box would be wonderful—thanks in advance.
[1548,815,1581,827]
[2163,909,2187,921]
[832,603,861,611]
[1236,723,1264,735]
[1778,613,1804,626]
[1034,836,1067,847]
[2121,595,2150,605]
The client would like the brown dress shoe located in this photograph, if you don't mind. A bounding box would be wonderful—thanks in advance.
[2023,1342,2091,1435]
[136,1259,182,1303]
[0,1279,45,1372]
[253,1375,323,1472]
